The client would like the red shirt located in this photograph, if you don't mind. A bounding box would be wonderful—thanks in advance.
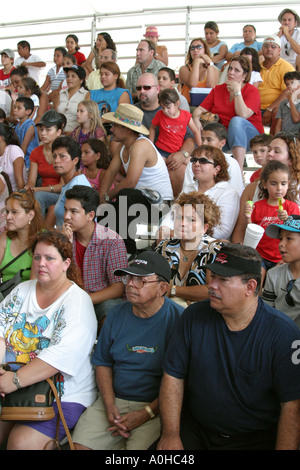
[201,83,264,133]
[251,198,300,262]
[0,67,15,86]
[75,239,86,277]
[29,145,61,186]
[250,168,262,183]
[152,109,192,153]
[73,51,86,66]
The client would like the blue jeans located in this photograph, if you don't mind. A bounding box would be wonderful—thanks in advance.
[227,116,260,151]
[34,191,60,217]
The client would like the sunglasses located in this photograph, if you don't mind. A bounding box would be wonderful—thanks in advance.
[136,85,157,91]
[190,45,204,51]
[284,279,296,306]
[285,44,290,56]
[190,157,215,165]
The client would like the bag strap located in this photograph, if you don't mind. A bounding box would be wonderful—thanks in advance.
[0,248,29,277]
[46,377,75,450]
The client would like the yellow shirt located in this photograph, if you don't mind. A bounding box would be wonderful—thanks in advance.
[258,58,295,109]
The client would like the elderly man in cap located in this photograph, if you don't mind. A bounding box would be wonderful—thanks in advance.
[72,250,184,450]
[156,243,300,450]
[98,103,173,256]
[277,8,300,70]
[259,34,295,133]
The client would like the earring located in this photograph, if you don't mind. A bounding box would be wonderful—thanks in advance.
[28,220,31,225]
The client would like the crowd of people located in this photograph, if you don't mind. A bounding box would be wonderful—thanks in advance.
[0,11,300,451]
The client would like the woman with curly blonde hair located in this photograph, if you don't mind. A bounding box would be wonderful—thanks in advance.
[155,191,223,307]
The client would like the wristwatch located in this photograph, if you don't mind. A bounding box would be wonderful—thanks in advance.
[171,285,176,296]
[12,371,21,390]
[234,92,241,96]
[181,151,189,159]
[266,107,273,113]
[104,193,111,202]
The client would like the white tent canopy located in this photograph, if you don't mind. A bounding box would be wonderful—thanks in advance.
[0,1,299,79]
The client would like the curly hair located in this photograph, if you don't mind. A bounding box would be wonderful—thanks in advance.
[6,189,48,246]
[172,191,221,236]
[30,229,84,288]
[258,160,296,201]
[97,32,117,51]
[191,145,229,183]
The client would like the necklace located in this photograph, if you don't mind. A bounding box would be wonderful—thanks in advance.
[180,246,199,263]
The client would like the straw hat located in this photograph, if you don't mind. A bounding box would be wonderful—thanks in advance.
[144,26,159,38]
[102,104,149,135]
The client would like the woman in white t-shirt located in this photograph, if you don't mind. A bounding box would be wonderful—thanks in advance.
[0,123,27,191]
[0,229,97,450]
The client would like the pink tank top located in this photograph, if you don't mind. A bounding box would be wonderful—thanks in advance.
[83,168,102,191]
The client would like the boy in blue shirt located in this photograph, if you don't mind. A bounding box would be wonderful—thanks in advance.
[14,96,39,168]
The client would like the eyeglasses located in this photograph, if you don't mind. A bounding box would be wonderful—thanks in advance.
[263,43,279,49]
[190,157,215,165]
[284,279,296,306]
[122,274,160,288]
[136,85,157,91]
[190,45,204,51]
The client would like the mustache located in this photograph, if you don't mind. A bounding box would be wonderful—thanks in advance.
[208,290,222,300]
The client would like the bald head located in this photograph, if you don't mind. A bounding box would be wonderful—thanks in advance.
[136,73,160,109]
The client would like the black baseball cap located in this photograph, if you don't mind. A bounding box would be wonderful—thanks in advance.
[266,215,300,239]
[36,110,64,127]
[204,247,261,277]
[63,65,86,80]
[114,251,171,282]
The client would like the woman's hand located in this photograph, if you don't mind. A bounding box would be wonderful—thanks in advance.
[226,79,241,95]
[0,369,18,396]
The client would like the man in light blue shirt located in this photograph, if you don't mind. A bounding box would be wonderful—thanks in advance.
[225,24,263,62]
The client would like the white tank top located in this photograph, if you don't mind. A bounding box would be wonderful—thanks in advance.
[119,135,173,201]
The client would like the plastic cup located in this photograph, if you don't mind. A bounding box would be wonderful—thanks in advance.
[243,223,264,249]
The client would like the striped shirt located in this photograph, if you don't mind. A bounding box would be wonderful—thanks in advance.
[46,66,66,90]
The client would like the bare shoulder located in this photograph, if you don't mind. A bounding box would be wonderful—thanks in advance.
[131,137,156,165]
[241,181,258,202]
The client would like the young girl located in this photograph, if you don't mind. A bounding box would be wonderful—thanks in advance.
[65,34,86,66]
[149,88,202,157]
[18,77,49,124]
[71,100,106,147]
[0,122,27,191]
[80,138,111,191]
[245,160,300,275]
[41,46,67,93]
